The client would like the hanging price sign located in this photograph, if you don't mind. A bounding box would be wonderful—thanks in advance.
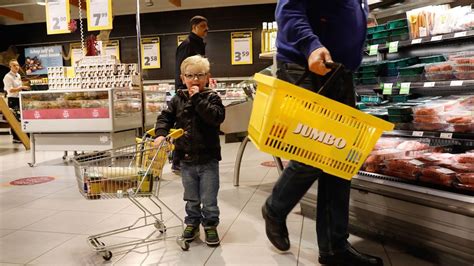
[141,37,161,69]
[231,31,253,65]
[382,83,393,95]
[388,41,399,53]
[399,82,411,95]
[368,44,378,56]
[45,0,71,35]
[177,35,187,46]
[103,40,120,61]
[86,0,113,31]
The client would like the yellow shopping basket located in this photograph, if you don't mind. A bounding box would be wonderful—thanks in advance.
[248,69,394,180]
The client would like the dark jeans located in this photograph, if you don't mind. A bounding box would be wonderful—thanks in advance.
[181,159,220,227]
[264,61,356,256]
[7,97,20,141]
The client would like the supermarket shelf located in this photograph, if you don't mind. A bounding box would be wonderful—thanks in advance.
[259,51,275,60]
[356,79,474,95]
[383,129,474,143]
[368,29,474,53]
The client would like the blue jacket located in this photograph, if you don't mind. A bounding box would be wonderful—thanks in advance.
[276,0,368,71]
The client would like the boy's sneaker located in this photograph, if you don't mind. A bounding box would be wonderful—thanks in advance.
[182,225,199,242]
[204,226,220,247]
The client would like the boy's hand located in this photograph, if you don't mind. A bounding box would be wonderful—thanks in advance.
[154,136,166,146]
[189,85,200,97]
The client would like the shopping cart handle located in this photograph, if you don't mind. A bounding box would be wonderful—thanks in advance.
[145,128,156,137]
[167,128,184,139]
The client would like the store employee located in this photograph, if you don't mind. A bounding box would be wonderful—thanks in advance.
[3,59,30,143]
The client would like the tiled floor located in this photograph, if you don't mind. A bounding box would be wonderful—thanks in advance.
[0,134,436,265]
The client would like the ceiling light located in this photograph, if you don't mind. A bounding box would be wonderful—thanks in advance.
[145,0,154,7]
[36,0,46,6]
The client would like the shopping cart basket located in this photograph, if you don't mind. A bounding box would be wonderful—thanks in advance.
[248,63,394,180]
[73,129,189,261]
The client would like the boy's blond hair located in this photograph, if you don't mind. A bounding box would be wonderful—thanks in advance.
[180,55,210,74]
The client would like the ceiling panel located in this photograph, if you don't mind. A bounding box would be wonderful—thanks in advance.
[0,0,276,25]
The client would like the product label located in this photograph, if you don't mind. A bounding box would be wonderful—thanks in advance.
[368,44,378,56]
[292,123,347,149]
[440,132,453,139]
[411,38,422,44]
[382,83,393,95]
[424,82,435,87]
[437,168,455,175]
[431,35,443,42]
[412,131,424,137]
[399,82,411,95]
[388,41,399,53]
[454,31,467,38]
[450,80,463,87]
[409,159,424,166]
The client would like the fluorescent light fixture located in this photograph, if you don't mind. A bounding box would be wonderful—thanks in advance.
[36,0,46,6]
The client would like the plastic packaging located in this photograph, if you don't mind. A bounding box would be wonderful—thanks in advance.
[413,122,450,131]
[456,173,474,184]
[420,166,456,186]
[419,55,446,64]
[453,64,474,72]
[412,103,444,116]
[425,71,454,81]
[453,71,474,80]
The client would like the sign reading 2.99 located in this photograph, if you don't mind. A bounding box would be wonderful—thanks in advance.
[86,0,113,31]
[231,31,253,65]
[141,37,161,69]
[45,0,71,35]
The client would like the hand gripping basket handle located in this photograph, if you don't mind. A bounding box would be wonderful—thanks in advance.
[294,62,344,95]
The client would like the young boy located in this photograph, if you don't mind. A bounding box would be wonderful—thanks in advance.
[154,55,225,247]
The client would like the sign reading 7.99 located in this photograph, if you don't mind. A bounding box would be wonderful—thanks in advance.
[86,0,113,31]
[45,0,70,35]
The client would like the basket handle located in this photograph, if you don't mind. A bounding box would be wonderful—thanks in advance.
[295,62,345,95]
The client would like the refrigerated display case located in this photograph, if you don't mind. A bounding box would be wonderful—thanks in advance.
[20,87,142,166]
[299,13,474,266]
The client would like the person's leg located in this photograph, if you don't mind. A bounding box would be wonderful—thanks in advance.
[7,98,20,142]
[180,162,201,241]
[199,159,221,246]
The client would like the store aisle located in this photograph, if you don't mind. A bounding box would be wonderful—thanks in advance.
[0,135,435,265]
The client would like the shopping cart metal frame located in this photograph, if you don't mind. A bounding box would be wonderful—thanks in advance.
[73,129,189,261]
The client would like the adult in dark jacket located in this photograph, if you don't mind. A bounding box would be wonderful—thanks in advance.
[155,55,225,247]
[261,1,384,266]
[175,15,208,92]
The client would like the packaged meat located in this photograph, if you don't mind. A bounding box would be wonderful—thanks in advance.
[412,104,444,116]
[459,95,474,107]
[413,122,450,131]
[373,138,403,150]
[452,124,474,133]
[453,71,474,80]
[438,100,461,111]
[453,182,474,191]
[383,169,418,181]
[456,173,474,184]
[454,153,474,164]
[453,64,474,72]
[385,158,424,177]
[420,166,456,186]
[413,115,443,123]
[444,163,474,173]
[362,163,383,173]
[365,149,404,164]
[416,153,455,165]
[424,63,453,73]
[425,72,454,81]
[396,140,430,151]
[444,110,473,124]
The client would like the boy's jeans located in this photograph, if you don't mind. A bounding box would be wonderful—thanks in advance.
[181,159,220,227]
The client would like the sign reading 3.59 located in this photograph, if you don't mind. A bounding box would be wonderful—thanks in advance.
[86,0,113,31]
[45,0,71,35]
[231,31,253,65]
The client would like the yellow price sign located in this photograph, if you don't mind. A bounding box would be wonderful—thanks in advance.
[231,31,253,65]
[141,37,161,69]
[103,40,120,61]
[86,0,113,31]
[177,35,187,46]
[45,0,71,35]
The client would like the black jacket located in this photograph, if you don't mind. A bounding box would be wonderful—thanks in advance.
[155,88,225,164]
[175,33,206,91]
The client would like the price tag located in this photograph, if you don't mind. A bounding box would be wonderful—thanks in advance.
[177,35,187,46]
[431,35,443,42]
[70,43,85,66]
[424,82,435,87]
[231,31,253,65]
[412,131,424,137]
[45,0,70,35]
[454,31,467,38]
[388,41,399,53]
[86,0,113,31]
[368,44,378,56]
[440,133,453,139]
[399,82,411,94]
[450,80,463,87]
[103,40,120,61]
[382,83,393,95]
[141,37,161,69]
[411,38,422,44]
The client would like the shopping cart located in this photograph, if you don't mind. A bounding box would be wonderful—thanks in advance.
[248,63,395,180]
[73,129,189,261]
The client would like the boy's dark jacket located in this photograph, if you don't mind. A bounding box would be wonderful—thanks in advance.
[155,88,225,164]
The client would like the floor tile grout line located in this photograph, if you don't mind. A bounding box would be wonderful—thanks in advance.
[296,216,306,266]
[203,166,273,265]
[383,244,394,266]
[23,233,77,265]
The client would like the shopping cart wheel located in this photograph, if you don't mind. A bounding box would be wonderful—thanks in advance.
[154,220,167,233]
[101,250,112,261]
[177,236,189,251]
[28,163,34,167]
